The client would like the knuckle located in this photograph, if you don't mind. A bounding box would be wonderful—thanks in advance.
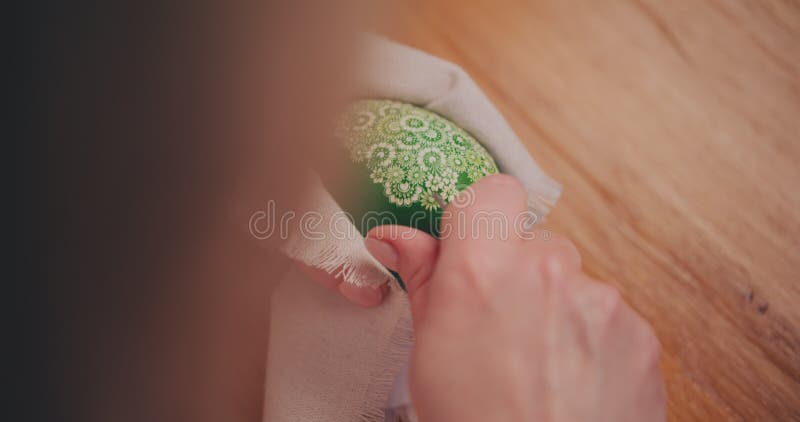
[536,248,573,282]
[596,284,624,314]
[528,234,581,275]
[593,285,628,331]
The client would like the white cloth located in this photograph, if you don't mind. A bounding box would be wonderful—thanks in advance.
[265,269,412,421]
[263,35,561,421]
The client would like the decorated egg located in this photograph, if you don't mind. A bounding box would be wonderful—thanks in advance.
[331,99,499,237]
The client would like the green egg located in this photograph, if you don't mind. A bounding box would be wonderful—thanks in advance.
[326,100,501,289]
[331,99,500,239]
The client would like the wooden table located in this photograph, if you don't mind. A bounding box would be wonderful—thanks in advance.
[382,0,800,419]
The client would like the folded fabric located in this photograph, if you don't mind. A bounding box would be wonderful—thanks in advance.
[263,35,561,422]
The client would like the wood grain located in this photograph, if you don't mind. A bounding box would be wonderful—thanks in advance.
[381,0,800,420]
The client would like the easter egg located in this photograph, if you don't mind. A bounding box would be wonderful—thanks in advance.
[331,99,499,238]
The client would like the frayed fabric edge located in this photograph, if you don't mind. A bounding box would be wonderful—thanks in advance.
[525,174,563,222]
[356,283,415,422]
[279,170,394,288]
[280,234,393,287]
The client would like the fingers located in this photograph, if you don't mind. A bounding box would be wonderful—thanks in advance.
[294,223,440,309]
[302,174,580,313]
[524,231,582,282]
[364,225,439,300]
[365,225,439,322]
[294,261,389,308]
[438,174,529,262]
[568,274,659,357]
[437,175,581,288]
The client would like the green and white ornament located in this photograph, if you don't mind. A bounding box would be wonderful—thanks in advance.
[332,99,499,238]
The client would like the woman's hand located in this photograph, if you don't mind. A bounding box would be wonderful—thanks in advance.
[365,174,666,422]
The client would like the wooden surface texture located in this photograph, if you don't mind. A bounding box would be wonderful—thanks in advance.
[382,0,800,420]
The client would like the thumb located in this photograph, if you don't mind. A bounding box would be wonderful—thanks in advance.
[365,225,439,318]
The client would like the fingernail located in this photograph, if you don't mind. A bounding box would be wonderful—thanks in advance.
[364,237,399,269]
